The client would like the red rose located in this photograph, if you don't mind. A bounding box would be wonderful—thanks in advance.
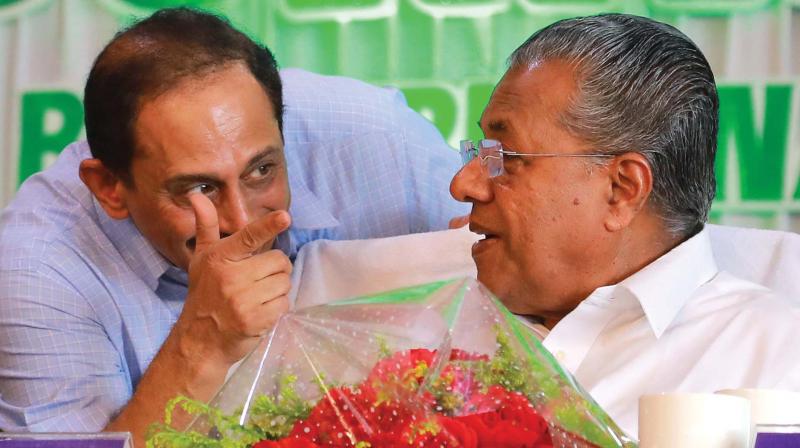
[456,386,552,447]
[367,348,436,386]
[287,386,373,445]
[367,348,487,386]
[434,415,479,447]
[267,351,563,447]
[252,436,319,448]
[287,383,427,446]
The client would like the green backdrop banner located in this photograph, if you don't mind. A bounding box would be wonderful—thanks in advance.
[1,0,799,231]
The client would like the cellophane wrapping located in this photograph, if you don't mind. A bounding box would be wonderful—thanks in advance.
[147,278,637,447]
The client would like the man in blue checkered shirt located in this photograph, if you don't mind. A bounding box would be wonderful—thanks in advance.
[0,8,465,444]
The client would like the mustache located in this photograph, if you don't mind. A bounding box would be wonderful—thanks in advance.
[185,233,232,251]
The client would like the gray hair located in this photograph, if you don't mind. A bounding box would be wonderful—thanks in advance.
[509,13,718,238]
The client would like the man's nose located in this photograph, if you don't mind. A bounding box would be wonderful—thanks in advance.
[217,191,252,235]
[450,159,493,203]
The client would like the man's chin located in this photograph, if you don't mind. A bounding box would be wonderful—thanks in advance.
[475,271,528,312]
[476,270,505,297]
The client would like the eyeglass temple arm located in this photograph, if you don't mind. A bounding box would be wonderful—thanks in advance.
[500,150,615,158]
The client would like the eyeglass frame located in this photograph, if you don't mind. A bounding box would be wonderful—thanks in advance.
[459,139,617,178]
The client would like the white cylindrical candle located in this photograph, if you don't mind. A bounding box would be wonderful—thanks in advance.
[639,393,751,448]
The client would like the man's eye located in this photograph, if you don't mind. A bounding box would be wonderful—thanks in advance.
[187,184,216,196]
[249,164,273,179]
[502,153,526,173]
[503,153,525,164]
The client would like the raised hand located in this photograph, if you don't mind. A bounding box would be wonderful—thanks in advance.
[177,193,293,365]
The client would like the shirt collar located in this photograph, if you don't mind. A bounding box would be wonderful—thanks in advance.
[614,227,718,338]
[286,172,339,231]
[277,151,341,258]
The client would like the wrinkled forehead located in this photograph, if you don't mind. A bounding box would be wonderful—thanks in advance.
[131,64,283,167]
[132,63,281,148]
[480,61,579,137]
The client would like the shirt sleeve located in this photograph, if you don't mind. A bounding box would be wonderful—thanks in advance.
[0,266,131,432]
[389,88,471,232]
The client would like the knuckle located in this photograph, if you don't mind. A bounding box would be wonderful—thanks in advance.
[219,281,236,299]
[239,226,260,251]
[201,249,224,268]
[267,250,292,273]
[230,303,249,331]
[233,294,251,313]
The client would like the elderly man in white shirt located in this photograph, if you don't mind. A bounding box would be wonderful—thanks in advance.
[291,224,800,438]
[445,13,800,438]
[290,12,800,440]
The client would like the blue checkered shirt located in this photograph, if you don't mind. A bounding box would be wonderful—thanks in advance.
[0,69,467,431]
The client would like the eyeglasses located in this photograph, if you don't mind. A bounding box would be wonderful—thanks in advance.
[459,139,615,178]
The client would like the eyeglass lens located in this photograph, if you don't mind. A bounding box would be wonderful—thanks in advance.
[460,139,504,177]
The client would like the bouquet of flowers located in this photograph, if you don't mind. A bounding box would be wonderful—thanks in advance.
[147,278,636,447]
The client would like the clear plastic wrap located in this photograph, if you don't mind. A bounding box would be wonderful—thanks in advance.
[147,278,637,447]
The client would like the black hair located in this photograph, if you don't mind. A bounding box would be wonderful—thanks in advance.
[83,7,283,184]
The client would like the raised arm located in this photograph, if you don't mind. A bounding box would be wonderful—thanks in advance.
[105,194,292,446]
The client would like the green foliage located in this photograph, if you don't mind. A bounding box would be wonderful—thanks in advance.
[478,324,633,448]
[429,371,465,413]
[376,335,392,359]
[471,327,553,398]
[248,375,313,439]
[146,396,259,448]
[371,359,427,405]
[146,377,313,448]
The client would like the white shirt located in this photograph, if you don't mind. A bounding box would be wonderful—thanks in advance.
[535,228,800,437]
[290,226,800,439]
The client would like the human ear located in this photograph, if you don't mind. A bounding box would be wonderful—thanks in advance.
[79,159,130,220]
[603,152,653,232]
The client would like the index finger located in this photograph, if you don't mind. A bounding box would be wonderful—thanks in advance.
[189,193,220,254]
[218,210,291,261]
